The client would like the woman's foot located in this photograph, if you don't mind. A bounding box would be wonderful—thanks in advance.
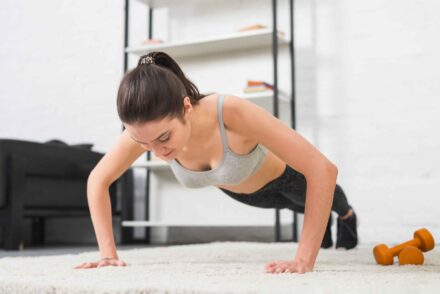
[321,214,333,248]
[336,208,358,250]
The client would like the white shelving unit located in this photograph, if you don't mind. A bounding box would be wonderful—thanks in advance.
[239,90,291,103]
[121,0,297,243]
[131,160,169,170]
[126,28,289,59]
[139,0,213,8]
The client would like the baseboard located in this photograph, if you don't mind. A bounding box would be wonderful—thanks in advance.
[148,224,296,245]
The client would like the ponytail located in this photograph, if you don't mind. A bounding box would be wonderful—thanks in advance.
[142,52,204,103]
[117,51,205,124]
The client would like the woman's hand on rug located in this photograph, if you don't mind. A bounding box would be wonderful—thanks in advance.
[74,258,127,269]
[264,260,313,274]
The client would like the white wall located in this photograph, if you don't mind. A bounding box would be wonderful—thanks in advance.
[1,0,439,244]
[0,0,123,151]
[310,0,440,243]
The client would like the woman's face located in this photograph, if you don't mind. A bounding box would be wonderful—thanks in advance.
[125,114,191,161]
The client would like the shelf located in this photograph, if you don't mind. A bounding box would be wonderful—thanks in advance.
[126,28,289,59]
[138,0,248,9]
[122,220,284,227]
[131,160,170,170]
[240,90,291,103]
[138,0,193,8]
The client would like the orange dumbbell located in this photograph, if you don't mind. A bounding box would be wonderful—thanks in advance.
[398,246,424,265]
[373,228,435,265]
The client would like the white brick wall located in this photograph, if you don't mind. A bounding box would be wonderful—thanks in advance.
[1,0,439,244]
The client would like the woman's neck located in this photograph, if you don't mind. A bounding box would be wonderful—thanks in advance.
[189,103,209,142]
[177,95,217,158]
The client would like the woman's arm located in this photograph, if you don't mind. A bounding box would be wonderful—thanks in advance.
[75,130,145,269]
[87,177,119,260]
[223,95,337,273]
[293,161,337,270]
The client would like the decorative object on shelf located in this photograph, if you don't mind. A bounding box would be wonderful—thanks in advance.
[142,38,164,45]
[238,24,267,32]
[237,24,285,37]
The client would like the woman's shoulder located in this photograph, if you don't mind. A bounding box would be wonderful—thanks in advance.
[198,93,251,123]
[220,94,249,120]
[220,94,274,138]
[218,94,252,132]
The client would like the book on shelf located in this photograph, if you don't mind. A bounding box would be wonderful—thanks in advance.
[242,80,290,98]
[243,80,273,93]
[243,86,272,93]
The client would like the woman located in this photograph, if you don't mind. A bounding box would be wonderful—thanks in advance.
[74,51,358,274]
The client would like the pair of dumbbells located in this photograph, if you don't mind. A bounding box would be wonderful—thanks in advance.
[373,228,435,266]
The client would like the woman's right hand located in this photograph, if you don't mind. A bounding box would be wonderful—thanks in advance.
[74,258,127,269]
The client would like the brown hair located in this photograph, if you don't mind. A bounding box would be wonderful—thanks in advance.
[117,51,205,125]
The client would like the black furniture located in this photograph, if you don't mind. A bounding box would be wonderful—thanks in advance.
[0,139,134,250]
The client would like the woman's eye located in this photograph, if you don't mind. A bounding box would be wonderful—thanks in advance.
[159,136,169,142]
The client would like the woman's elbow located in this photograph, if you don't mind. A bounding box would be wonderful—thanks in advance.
[305,159,338,182]
[324,160,338,180]
[87,169,110,192]
[87,169,98,187]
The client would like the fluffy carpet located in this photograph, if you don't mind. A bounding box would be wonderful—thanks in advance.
[0,242,439,294]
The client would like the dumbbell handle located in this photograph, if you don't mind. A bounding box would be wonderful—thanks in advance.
[390,238,421,256]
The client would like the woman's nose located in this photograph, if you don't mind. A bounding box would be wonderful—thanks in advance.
[152,146,168,156]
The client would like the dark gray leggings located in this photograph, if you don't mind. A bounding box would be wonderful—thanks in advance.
[219,165,351,216]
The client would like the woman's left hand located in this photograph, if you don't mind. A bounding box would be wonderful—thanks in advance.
[264,259,313,274]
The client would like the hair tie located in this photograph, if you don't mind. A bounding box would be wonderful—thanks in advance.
[140,55,155,65]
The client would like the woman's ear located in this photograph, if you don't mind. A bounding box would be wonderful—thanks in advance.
[183,96,192,116]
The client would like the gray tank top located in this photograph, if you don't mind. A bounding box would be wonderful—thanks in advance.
[168,94,267,188]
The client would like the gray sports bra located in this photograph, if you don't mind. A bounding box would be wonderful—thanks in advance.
[168,94,267,188]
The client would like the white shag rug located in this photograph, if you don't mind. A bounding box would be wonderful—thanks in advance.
[0,242,439,294]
